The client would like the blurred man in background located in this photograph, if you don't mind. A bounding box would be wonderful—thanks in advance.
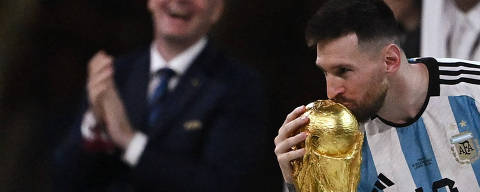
[53,0,278,191]
[385,0,422,58]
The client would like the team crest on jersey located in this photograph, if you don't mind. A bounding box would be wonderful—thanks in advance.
[450,131,480,164]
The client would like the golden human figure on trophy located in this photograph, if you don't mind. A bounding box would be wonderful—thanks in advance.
[290,100,363,192]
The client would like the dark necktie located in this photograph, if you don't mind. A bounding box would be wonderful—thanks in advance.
[148,67,176,128]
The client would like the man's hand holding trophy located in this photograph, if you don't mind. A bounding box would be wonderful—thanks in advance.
[290,100,363,192]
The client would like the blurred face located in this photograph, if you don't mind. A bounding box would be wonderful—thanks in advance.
[316,34,388,122]
[148,0,223,43]
[383,0,413,21]
[453,0,480,12]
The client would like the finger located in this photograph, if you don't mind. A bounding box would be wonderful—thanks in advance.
[88,62,113,82]
[88,81,110,106]
[88,65,114,89]
[282,105,306,126]
[275,115,309,144]
[279,148,305,162]
[276,106,307,143]
[88,73,114,102]
[278,148,306,173]
[278,148,305,183]
[88,51,106,74]
[89,58,112,78]
[283,115,309,135]
[274,132,307,155]
[87,67,114,104]
[88,51,113,75]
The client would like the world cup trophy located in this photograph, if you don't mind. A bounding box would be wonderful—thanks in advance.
[291,100,363,192]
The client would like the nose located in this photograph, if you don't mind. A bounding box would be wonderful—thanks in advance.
[170,0,190,5]
[326,76,345,99]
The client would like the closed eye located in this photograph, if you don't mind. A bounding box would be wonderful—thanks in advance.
[335,67,351,76]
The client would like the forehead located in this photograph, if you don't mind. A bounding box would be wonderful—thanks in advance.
[315,34,363,70]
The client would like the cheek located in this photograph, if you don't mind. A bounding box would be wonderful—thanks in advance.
[362,66,386,89]
[200,0,222,20]
[148,0,161,11]
[362,73,387,101]
[189,0,209,13]
[344,77,367,97]
[196,0,208,8]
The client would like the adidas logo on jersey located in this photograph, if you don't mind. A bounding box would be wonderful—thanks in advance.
[371,173,459,192]
[371,173,394,192]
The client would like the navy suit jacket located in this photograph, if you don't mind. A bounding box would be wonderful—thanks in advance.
[53,42,280,191]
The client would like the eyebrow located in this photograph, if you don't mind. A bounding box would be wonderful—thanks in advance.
[318,63,354,73]
[333,64,353,69]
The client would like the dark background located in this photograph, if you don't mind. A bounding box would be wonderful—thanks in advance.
[0,0,327,191]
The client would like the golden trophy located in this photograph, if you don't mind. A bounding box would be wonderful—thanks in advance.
[291,100,363,192]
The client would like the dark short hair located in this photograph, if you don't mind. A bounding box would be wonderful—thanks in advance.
[306,0,402,48]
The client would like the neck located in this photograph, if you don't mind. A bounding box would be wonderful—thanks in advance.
[376,60,429,124]
[154,36,200,62]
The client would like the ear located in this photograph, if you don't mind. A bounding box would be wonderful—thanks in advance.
[210,0,224,24]
[147,0,154,13]
[383,44,402,73]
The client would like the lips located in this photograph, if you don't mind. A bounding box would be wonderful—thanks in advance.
[166,4,192,20]
[338,101,350,107]
[332,99,353,110]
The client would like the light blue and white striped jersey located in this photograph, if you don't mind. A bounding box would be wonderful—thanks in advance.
[358,58,480,192]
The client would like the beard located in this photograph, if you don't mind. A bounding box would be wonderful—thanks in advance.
[334,79,388,123]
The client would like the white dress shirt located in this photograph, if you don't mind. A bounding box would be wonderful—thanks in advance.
[421,0,480,60]
[81,37,207,166]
